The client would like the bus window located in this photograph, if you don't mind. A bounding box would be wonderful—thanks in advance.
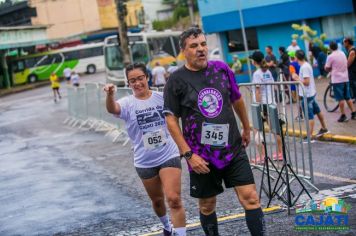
[131,43,149,64]
[13,60,25,73]
[105,46,124,70]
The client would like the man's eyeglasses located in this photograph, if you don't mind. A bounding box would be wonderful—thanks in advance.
[127,75,146,85]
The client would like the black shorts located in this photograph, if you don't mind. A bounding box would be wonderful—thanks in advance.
[135,157,181,179]
[189,151,255,198]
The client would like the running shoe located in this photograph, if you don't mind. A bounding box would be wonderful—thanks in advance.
[351,112,356,120]
[163,228,172,236]
[315,128,330,138]
[302,137,315,144]
[337,114,349,123]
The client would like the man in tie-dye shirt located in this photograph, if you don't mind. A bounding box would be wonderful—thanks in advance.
[163,27,266,236]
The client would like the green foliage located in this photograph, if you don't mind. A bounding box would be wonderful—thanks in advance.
[173,6,189,22]
[152,18,175,31]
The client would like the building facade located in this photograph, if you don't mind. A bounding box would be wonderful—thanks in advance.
[28,0,144,39]
[198,0,356,63]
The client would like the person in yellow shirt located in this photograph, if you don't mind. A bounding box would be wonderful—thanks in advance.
[50,72,61,102]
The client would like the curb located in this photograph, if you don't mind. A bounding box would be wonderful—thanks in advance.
[256,126,356,145]
[284,128,356,145]
[0,81,51,98]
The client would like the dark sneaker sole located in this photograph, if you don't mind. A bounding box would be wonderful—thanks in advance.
[315,130,330,138]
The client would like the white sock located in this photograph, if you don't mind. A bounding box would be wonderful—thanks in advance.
[159,215,172,231]
[174,227,186,236]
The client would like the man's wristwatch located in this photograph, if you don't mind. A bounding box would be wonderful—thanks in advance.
[180,151,193,161]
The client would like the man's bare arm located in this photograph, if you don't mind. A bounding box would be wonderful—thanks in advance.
[165,114,210,173]
[232,98,251,147]
[347,50,355,67]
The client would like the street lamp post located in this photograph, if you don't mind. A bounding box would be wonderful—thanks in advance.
[237,0,252,81]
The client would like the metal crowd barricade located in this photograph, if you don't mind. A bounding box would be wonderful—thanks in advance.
[237,80,318,195]
[65,83,132,144]
[78,83,102,130]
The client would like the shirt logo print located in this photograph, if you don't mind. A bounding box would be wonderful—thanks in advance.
[197,88,223,118]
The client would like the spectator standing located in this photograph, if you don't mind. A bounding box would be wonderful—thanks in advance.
[231,55,242,74]
[152,62,167,87]
[292,50,329,142]
[324,41,356,122]
[287,39,300,53]
[309,43,327,79]
[167,61,179,77]
[265,46,278,81]
[343,37,356,100]
[250,51,283,161]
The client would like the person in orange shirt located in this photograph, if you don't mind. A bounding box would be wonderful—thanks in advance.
[50,72,61,103]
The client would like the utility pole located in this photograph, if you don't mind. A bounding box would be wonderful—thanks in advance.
[187,0,195,26]
[116,0,131,66]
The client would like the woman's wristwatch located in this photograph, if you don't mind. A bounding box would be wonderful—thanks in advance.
[180,150,193,160]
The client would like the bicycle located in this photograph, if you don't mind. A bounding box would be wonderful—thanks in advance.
[323,81,355,112]
[323,82,339,112]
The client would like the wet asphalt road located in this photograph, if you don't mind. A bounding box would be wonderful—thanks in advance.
[0,72,355,236]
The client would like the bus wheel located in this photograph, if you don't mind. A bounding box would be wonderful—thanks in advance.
[87,65,96,74]
[27,74,38,83]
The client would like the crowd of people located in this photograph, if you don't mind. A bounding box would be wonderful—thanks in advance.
[230,38,356,128]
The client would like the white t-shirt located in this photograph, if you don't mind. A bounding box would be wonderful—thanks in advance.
[298,62,316,98]
[252,68,275,104]
[63,68,71,78]
[152,66,166,85]
[167,65,179,74]
[116,91,179,168]
[287,45,300,52]
[71,74,79,84]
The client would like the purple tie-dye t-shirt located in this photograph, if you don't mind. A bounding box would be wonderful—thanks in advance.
[164,61,244,169]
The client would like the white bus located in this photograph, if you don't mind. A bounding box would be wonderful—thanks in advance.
[10,42,105,85]
[104,30,183,86]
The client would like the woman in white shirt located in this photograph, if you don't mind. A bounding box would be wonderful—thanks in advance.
[250,51,283,163]
[104,63,186,236]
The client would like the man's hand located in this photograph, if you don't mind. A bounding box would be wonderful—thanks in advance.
[187,154,210,174]
[241,128,251,147]
[104,83,116,96]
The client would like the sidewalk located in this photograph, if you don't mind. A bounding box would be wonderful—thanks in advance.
[314,78,356,141]
[0,81,50,97]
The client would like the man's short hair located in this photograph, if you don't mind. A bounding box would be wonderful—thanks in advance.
[179,27,203,49]
[266,45,273,51]
[329,41,338,51]
[295,50,306,61]
[344,37,354,46]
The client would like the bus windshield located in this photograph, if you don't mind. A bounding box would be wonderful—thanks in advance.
[104,46,124,70]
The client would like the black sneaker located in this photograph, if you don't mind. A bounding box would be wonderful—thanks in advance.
[315,128,329,138]
[337,114,349,122]
[302,137,315,144]
[163,228,172,236]
[351,112,356,120]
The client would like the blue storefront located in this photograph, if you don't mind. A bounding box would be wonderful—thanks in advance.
[198,0,356,82]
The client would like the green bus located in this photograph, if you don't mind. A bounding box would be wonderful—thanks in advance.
[9,42,104,85]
